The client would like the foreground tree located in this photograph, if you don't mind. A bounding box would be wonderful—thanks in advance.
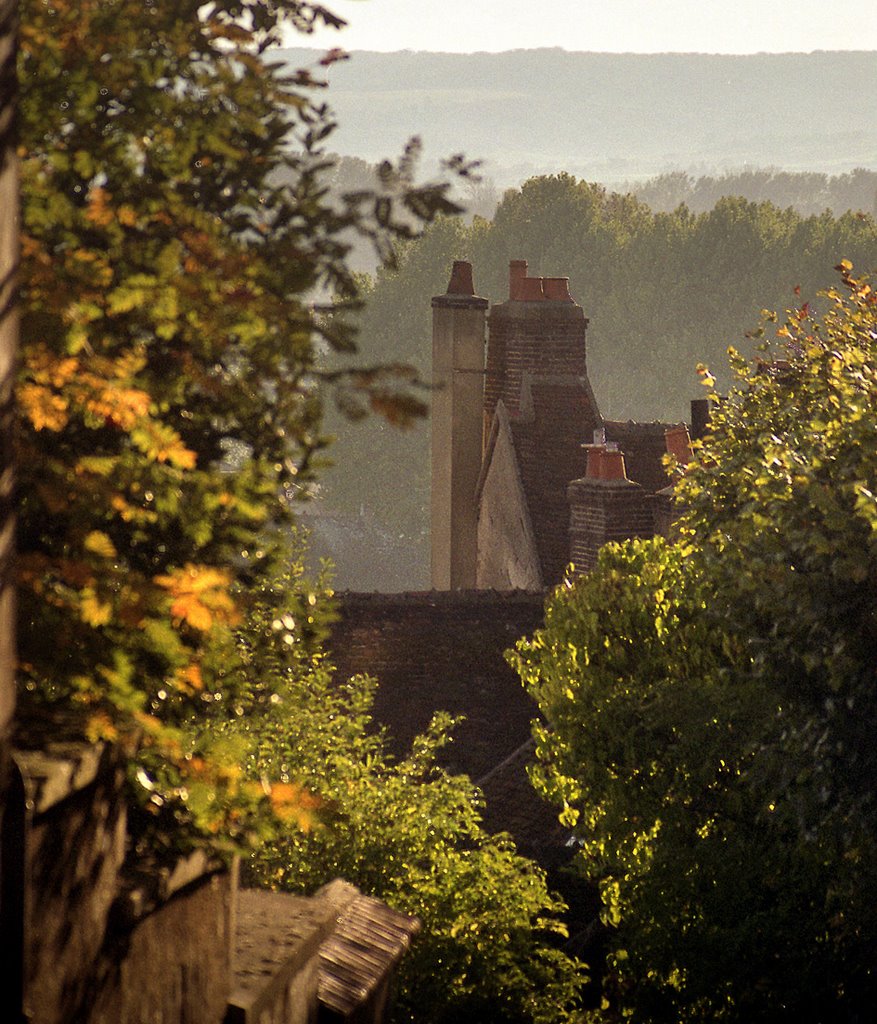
[16,0,463,844]
[512,267,877,1022]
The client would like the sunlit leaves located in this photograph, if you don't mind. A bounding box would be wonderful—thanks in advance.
[155,565,240,632]
[516,268,877,1022]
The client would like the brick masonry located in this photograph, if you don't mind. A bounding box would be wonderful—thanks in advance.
[328,590,571,863]
[485,302,589,420]
[329,591,545,782]
[568,476,655,572]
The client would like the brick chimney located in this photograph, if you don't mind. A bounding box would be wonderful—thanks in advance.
[484,260,588,420]
[431,262,488,589]
[568,445,652,574]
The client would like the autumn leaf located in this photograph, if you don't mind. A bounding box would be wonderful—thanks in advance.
[19,383,70,431]
[80,587,113,626]
[155,564,239,631]
[84,530,117,559]
[86,712,119,742]
[268,780,323,832]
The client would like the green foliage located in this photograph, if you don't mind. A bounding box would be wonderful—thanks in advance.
[511,269,877,1022]
[677,264,877,842]
[631,167,877,218]
[16,0,464,848]
[235,570,586,1024]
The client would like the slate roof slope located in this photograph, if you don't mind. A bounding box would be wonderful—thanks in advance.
[509,374,600,586]
[603,419,676,494]
[328,590,565,859]
[476,738,571,867]
[330,590,544,781]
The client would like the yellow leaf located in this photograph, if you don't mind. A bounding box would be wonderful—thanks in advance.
[155,564,239,630]
[86,713,118,742]
[170,595,214,631]
[19,382,69,431]
[269,781,322,832]
[84,530,117,559]
[81,588,112,626]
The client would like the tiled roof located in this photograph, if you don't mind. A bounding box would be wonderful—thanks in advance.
[328,591,567,857]
[476,738,571,867]
[603,419,676,493]
[509,375,600,586]
[330,590,544,781]
[318,881,420,1020]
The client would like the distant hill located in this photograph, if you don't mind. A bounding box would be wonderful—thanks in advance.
[274,48,877,184]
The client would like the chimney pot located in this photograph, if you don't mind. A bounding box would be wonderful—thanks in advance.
[543,277,573,302]
[584,444,604,479]
[601,448,627,481]
[509,260,528,299]
[446,260,475,296]
[517,276,545,301]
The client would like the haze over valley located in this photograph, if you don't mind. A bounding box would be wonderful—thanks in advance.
[278,47,877,185]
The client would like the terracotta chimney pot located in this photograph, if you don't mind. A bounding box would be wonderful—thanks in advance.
[509,260,528,300]
[601,448,627,481]
[583,444,604,479]
[543,277,573,302]
[664,424,692,466]
[446,260,475,296]
[518,276,545,301]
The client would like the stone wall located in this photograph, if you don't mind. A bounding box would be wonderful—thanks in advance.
[13,741,416,1024]
[476,403,542,591]
[16,743,234,1024]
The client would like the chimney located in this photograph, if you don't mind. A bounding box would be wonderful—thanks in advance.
[600,448,627,480]
[446,259,475,296]
[508,259,528,299]
[485,260,589,420]
[431,261,488,589]
[568,445,651,575]
[690,398,710,441]
[583,444,604,479]
[543,277,573,302]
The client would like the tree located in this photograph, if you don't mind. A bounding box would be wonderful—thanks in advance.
[223,562,586,1024]
[511,267,877,1022]
[16,0,464,847]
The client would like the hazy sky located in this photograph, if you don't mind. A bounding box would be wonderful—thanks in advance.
[288,0,877,54]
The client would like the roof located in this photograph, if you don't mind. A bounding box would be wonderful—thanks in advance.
[328,590,565,856]
[318,881,420,1020]
[506,374,600,586]
[476,738,572,866]
[330,590,544,780]
[603,419,676,493]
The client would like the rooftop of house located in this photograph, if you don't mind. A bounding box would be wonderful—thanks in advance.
[328,590,559,859]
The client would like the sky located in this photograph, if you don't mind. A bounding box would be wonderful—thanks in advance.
[288,0,877,54]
